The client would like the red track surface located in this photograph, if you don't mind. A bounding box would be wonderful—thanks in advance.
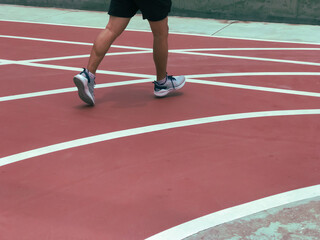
[0,21,320,240]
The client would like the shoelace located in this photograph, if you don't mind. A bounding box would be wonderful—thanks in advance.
[153,75,176,90]
[167,75,176,89]
[167,75,176,81]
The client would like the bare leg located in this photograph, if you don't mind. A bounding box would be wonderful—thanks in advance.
[148,17,169,81]
[87,16,131,74]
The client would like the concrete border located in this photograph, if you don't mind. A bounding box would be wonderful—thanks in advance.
[0,0,320,25]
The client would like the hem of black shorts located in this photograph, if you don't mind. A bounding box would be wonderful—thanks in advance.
[108,12,134,19]
[144,13,169,22]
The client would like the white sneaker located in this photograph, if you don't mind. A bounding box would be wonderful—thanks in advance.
[153,74,186,97]
[73,68,95,106]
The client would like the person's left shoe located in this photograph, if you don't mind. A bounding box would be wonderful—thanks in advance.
[153,74,186,97]
[73,68,96,106]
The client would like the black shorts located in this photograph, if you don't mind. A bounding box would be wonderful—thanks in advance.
[108,0,172,21]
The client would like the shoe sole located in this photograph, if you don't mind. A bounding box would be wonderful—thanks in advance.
[73,76,95,106]
[154,78,186,97]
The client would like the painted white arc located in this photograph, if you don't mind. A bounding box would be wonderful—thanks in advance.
[1,109,320,167]
[145,184,320,240]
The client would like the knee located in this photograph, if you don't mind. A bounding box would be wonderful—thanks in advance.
[150,20,169,39]
[153,28,169,40]
[105,25,122,39]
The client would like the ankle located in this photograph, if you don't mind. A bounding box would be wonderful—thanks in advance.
[85,68,96,79]
[157,75,167,84]
[86,67,96,76]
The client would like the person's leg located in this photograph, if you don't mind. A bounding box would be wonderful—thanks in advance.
[148,17,185,97]
[148,17,169,81]
[87,16,131,74]
[73,16,130,105]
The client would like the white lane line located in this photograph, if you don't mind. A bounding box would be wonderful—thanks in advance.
[188,79,320,97]
[1,109,320,166]
[0,50,152,66]
[186,72,320,79]
[0,79,153,102]
[172,47,320,52]
[0,19,105,30]
[24,50,153,63]
[0,34,152,51]
[0,34,91,45]
[2,35,320,67]
[2,33,320,55]
[27,54,91,63]
[146,184,320,240]
[0,51,152,65]
[3,34,319,52]
[0,59,13,65]
[1,72,320,102]
[175,51,320,66]
[0,60,154,78]
[2,19,320,46]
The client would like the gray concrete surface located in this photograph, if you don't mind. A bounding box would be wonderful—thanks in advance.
[1,0,320,25]
[185,197,320,240]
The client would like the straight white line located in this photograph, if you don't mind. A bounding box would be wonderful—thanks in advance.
[4,35,319,54]
[26,54,90,63]
[25,50,152,63]
[2,34,320,53]
[0,87,76,101]
[186,72,320,79]
[0,79,153,102]
[2,35,320,66]
[0,34,152,51]
[146,184,320,240]
[207,34,320,46]
[188,79,320,97]
[0,34,92,46]
[0,61,10,66]
[1,72,320,102]
[0,59,13,64]
[0,60,154,78]
[172,48,320,52]
[0,19,105,30]
[176,51,320,66]
[1,109,319,166]
[1,19,320,46]
[0,50,152,66]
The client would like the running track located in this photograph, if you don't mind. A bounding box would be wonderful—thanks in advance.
[0,20,320,240]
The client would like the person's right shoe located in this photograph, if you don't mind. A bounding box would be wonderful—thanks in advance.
[73,68,95,106]
[153,74,186,97]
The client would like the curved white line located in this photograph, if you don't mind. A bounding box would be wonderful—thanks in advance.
[146,184,320,240]
[1,109,319,167]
